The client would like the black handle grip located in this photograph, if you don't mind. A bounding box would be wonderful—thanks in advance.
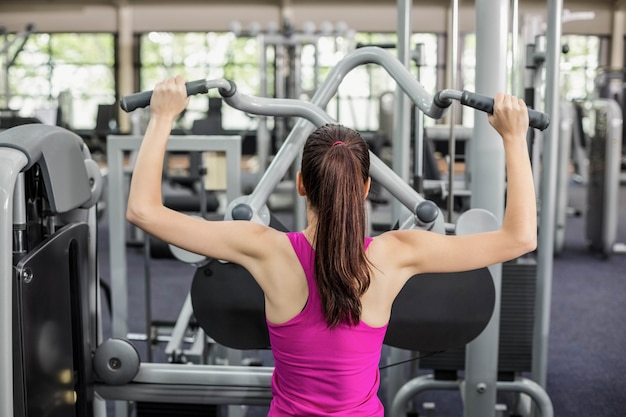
[460,91,550,131]
[120,79,209,112]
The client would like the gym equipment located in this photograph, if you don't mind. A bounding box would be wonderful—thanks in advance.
[553,101,582,256]
[532,0,561,404]
[582,99,623,257]
[0,124,103,417]
[394,1,556,416]
[149,151,221,259]
[115,45,549,417]
[231,19,354,173]
[106,134,242,361]
[524,29,590,258]
[513,1,565,403]
[548,97,624,259]
[106,134,246,416]
[595,68,626,168]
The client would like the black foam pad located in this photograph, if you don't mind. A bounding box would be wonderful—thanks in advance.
[191,259,270,350]
[384,268,495,352]
[190,212,288,350]
[192,265,495,352]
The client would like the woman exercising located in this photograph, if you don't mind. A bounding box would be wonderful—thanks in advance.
[127,75,536,416]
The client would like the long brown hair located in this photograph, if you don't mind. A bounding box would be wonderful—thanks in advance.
[300,124,371,327]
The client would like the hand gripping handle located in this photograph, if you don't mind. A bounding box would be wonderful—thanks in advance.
[120,79,209,112]
[460,91,550,131]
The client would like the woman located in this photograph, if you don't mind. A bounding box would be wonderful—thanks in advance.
[127,75,536,416]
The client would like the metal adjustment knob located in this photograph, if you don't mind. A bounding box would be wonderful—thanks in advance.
[415,200,439,229]
[231,203,253,221]
[93,338,140,386]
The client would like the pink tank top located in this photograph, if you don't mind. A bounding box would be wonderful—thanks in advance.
[266,232,388,416]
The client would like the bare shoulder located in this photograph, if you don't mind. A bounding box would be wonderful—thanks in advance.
[363,230,431,304]
[245,228,307,314]
[236,221,293,259]
[368,229,432,275]
[370,229,431,255]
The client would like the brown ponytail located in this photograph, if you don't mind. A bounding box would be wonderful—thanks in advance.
[301,124,371,327]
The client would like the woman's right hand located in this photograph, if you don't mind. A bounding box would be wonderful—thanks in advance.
[149,75,189,120]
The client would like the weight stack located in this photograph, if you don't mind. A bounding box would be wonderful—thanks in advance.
[585,99,623,257]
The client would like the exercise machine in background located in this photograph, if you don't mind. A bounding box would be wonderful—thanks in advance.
[1,124,104,417]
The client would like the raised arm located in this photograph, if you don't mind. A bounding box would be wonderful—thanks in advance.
[125,76,280,268]
[378,92,537,277]
[126,76,188,234]
[487,92,537,252]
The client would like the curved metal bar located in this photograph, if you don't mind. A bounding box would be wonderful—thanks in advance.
[390,374,460,417]
[497,378,554,417]
[390,375,553,417]
[438,89,464,102]
[369,156,438,223]
[223,93,334,128]
[119,47,547,227]
[245,46,451,215]
[95,363,273,406]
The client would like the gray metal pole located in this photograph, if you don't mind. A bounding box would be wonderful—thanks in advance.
[446,0,459,222]
[387,0,413,411]
[0,148,28,417]
[511,0,521,96]
[413,44,425,194]
[610,5,625,70]
[3,49,9,108]
[532,0,562,388]
[392,0,413,210]
[258,35,271,172]
[292,42,307,232]
[464,0,509,416]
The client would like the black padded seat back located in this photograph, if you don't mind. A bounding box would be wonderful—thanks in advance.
[385,268,495,352]
[191,259,495,352]
[191,259,270,350]
[191,213,288,350]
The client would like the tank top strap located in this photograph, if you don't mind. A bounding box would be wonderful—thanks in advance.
[286,232,315,277]
[287,232,373,265]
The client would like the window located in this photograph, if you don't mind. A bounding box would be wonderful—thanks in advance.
[460,33,601,124]
[140,32,259,131]
[138,31,438,134]
[6,33,115,130]
[332,32,439,132]
[560,35,600,100]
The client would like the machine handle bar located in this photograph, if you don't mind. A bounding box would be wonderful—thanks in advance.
[435,89,550,131]
[121,80,550,131]
[120,79,216,113]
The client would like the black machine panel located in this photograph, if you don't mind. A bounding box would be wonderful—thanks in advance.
[13,223,94,417]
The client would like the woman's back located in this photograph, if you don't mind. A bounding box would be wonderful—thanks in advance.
[266,232,386,417]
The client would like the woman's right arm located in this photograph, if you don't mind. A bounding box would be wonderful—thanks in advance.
[126,76,283,271]
[380,92,537,277]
